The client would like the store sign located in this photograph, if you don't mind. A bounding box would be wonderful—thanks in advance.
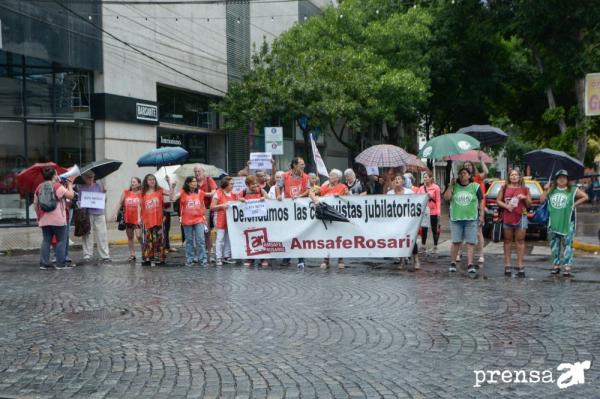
[136,103,158,122]
[159,137,183,146]
[264,126,284,155]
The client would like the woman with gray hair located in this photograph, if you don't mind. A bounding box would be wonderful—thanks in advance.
[310,168,348,269]
[344,168,366,195]
[268,171,285,199]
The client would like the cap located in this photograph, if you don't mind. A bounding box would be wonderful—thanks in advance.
[554,169,568,179]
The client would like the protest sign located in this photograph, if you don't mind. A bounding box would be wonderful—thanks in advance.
[227,194,427,258]
[80,191,106,209]
[250,152,273,170]
[243,199,267,218]
[232,177,246,193]
[366,166,379,176]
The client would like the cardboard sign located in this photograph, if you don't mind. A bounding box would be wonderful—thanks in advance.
[80,191,106,209]
[250,152,273,170]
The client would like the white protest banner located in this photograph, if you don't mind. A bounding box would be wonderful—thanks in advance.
[227,194,427,259]
[264,126,284,155]
[366,166,379,176]
[310,133,328,177]
[250,152,273,170]
[80,191,106,209]
[232,177,246,194]
[243,199,267,218]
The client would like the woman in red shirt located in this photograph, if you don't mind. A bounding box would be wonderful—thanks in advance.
[310,169,349,269]
[497,169,532,276]
[173,176,208,267]
[139,174,167,266]
[116,177,142,262]
[238,175,269,267]
[416,171,442,253]
[210,176,238,266]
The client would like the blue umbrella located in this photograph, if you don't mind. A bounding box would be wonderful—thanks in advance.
[137,147,189,167]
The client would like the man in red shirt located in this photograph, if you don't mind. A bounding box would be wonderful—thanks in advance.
[195,165,218,262]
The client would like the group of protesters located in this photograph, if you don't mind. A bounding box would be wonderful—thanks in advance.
[35,154,589,278]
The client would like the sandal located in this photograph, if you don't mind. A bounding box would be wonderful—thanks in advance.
[563,266,572,277]
[504,266,512,276]
[551,266,561,275]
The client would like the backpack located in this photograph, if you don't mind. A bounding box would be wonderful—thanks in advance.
[38,181,58,212]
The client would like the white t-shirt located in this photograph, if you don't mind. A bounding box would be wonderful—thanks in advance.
[387,188,414,195]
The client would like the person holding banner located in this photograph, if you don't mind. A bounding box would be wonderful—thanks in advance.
[444,167,485,274]
[416,171,442,254]
[211,176,238,266]
[77,170,111,263]
[173,176,208,267]
[387,174,420,271]
[139,174,168,266]
[310,169,349,269]
[238,175,269,267]
[276,157,311,268]
[116,177,142,262]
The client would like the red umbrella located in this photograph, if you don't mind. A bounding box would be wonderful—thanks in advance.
[444,150,494,163]
[15,162,68,195]
[405,154,430,173]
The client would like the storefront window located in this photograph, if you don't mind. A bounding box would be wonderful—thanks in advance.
[158,129,208,163]
[25,59,54,117]
[0,121,27,225]
[57,120,93,167]
[0,52,23,117]
[26,121,55,164]
[157,85,219,129]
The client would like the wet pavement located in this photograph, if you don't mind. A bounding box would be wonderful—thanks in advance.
[0,242,599,399]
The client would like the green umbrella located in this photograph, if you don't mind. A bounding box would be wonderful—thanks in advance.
[418,133,481,160]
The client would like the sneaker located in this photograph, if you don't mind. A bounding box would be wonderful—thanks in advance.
[320,261,329,269]
[101,258,112,264]
[467,264,477,274]
[185,262,193,267]
[216,259,223,266]
[297,261,305,269]
[154,261,165,266]
[338,262,345,270]
[193,259,199,264]
[448,263,457,272]
[40,264,50,270]
[223,258,236,264]
[141,260,151,266]
[243,260,252,267]
[201,261,209,267]
[53,264,70,270]
[431,246,438,254]
[478,256,485,264]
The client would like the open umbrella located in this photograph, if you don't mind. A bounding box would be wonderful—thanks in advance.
[355,144,412,167]
[315,202,350,230]
[524,149,584,180]
[137,146,189,168]
[175,163,228,179]
[154,165,183,196]
[15,162,68,195]
[444,149,494,163]
[74,159,122,184]
[405,154,429,173]
[418,133,480,160]
[456,125,508,146]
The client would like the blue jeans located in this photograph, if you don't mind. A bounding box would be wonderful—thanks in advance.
[450,220,479,244]
[183,224,207,263]
[41,225,68,267]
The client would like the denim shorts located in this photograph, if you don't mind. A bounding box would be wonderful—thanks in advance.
[503,215,529,230]
[450,220,479,244]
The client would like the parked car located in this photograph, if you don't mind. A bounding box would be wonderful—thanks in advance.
[483,178,547,240]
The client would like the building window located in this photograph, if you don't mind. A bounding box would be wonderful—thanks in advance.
[158,129,208,164]
[157,85,219,130]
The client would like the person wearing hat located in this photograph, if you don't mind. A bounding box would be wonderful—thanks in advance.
[540,169,588,277]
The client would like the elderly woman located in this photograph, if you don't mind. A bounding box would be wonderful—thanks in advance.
[344,168,366,195]
[268,171,285,199]
[77,170,111,263]
[310,169,349,269]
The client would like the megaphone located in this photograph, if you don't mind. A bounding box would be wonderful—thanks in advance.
[59,164,81,182]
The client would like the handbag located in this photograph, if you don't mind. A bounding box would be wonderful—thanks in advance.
[74,208,91,237]
[117,206,126,231]
[533,201,549,225]
[492,219,503,243]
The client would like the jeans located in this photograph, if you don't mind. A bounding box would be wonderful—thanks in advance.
[183,224,207,263]
[41,225,68,267]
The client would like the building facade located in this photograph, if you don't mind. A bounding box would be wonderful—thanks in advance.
[0,0,341,227]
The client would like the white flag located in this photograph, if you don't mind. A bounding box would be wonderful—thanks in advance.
[310,133,329,177]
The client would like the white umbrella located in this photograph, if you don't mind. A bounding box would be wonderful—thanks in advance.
[154,165,183,199]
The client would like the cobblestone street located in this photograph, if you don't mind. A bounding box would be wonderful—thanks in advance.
[0,244,598,398]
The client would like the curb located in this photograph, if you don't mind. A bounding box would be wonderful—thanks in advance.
[573,240,600,253]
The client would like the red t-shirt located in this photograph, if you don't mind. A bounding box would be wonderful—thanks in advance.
[214,189,238,229]
[123,190,141,225]
[179,190,206,226]
[282,171,310,198]
[502,185,529,225]
[199,177,217,208]
[319,182,348,196]
[240,188,264,200]
[141,189,164,228]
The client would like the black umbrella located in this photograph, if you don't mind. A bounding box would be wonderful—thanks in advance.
[75,159,123,184]
[315,203,350,230]
[524,149,584,180]
[456,125,508,146]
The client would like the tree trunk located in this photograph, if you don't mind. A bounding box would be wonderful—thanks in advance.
[575,77,588,161]
[534,53,567,134]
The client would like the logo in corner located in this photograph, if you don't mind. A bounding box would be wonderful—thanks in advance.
[244,227,285,256]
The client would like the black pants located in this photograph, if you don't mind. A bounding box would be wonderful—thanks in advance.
[421,215,440,246]
[163,211,171,249]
